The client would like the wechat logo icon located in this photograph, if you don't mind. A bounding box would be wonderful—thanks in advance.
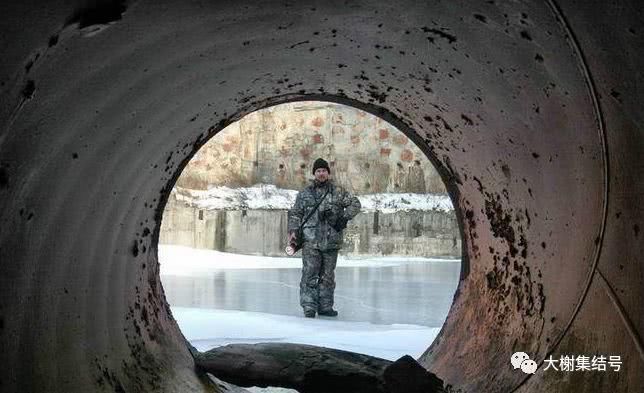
[511,352,538,374]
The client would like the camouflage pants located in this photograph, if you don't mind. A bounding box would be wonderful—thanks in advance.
[300,246,338,312]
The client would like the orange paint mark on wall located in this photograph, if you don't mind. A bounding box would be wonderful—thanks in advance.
[313,134,324,143]
[312,117,324,127]
[380,148,391,157]
[379,129,389,140]
[393,134,408,145]
[225,136,240,144]
[222,143,234,152]
[351,135,361,144]
[401,149,414,161]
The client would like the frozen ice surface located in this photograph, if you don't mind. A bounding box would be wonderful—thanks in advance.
[159,244,458,276]
[160,245,456,393]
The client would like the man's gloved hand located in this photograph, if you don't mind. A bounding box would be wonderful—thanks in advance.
[287,230,297,243]
[334,217,349,231]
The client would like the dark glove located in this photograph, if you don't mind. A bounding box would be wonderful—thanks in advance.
[334,217,349,231]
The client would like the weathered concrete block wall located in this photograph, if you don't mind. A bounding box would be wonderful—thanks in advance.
[160,193,461,258]
[176,102,447,194]
[344,210,460,257]
[223,210,291,256]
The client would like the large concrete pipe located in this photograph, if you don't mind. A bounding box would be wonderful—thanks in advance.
[0,1,642,392]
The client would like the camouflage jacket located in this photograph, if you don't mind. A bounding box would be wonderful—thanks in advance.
[287,180,361,250]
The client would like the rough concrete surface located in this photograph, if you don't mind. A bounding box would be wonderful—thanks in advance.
[175,101,447,194]
[160,196,461,257]
[0,0,642,392]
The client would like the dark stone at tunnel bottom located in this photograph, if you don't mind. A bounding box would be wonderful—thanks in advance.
[193,343,445,393]
[383,355,446,393]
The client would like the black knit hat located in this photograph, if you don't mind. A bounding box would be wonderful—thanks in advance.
[312,158,330,175]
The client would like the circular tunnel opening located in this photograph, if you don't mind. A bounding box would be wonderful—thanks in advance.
[157,99,464,391]
[2,2,628,391]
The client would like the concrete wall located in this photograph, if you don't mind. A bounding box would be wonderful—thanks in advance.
[160,193,461,258]
[176,102,447,194]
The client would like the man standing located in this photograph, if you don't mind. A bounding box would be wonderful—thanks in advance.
[287,158,361,318]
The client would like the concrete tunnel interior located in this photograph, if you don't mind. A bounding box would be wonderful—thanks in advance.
[0,1,642,392]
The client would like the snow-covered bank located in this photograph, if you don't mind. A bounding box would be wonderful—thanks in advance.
[174,307,440,362]
[159,244,460,276]
[171,184,453,213]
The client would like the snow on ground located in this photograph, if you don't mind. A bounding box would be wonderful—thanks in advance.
[174,307,440,361]
[174,184,297,210]
[161,245,454,392]
[245,388,296,393]
[159,244,458,276]
[172,184,454,213]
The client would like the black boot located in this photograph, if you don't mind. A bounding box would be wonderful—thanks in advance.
[304,309,316,318]
[318,308,338,317]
